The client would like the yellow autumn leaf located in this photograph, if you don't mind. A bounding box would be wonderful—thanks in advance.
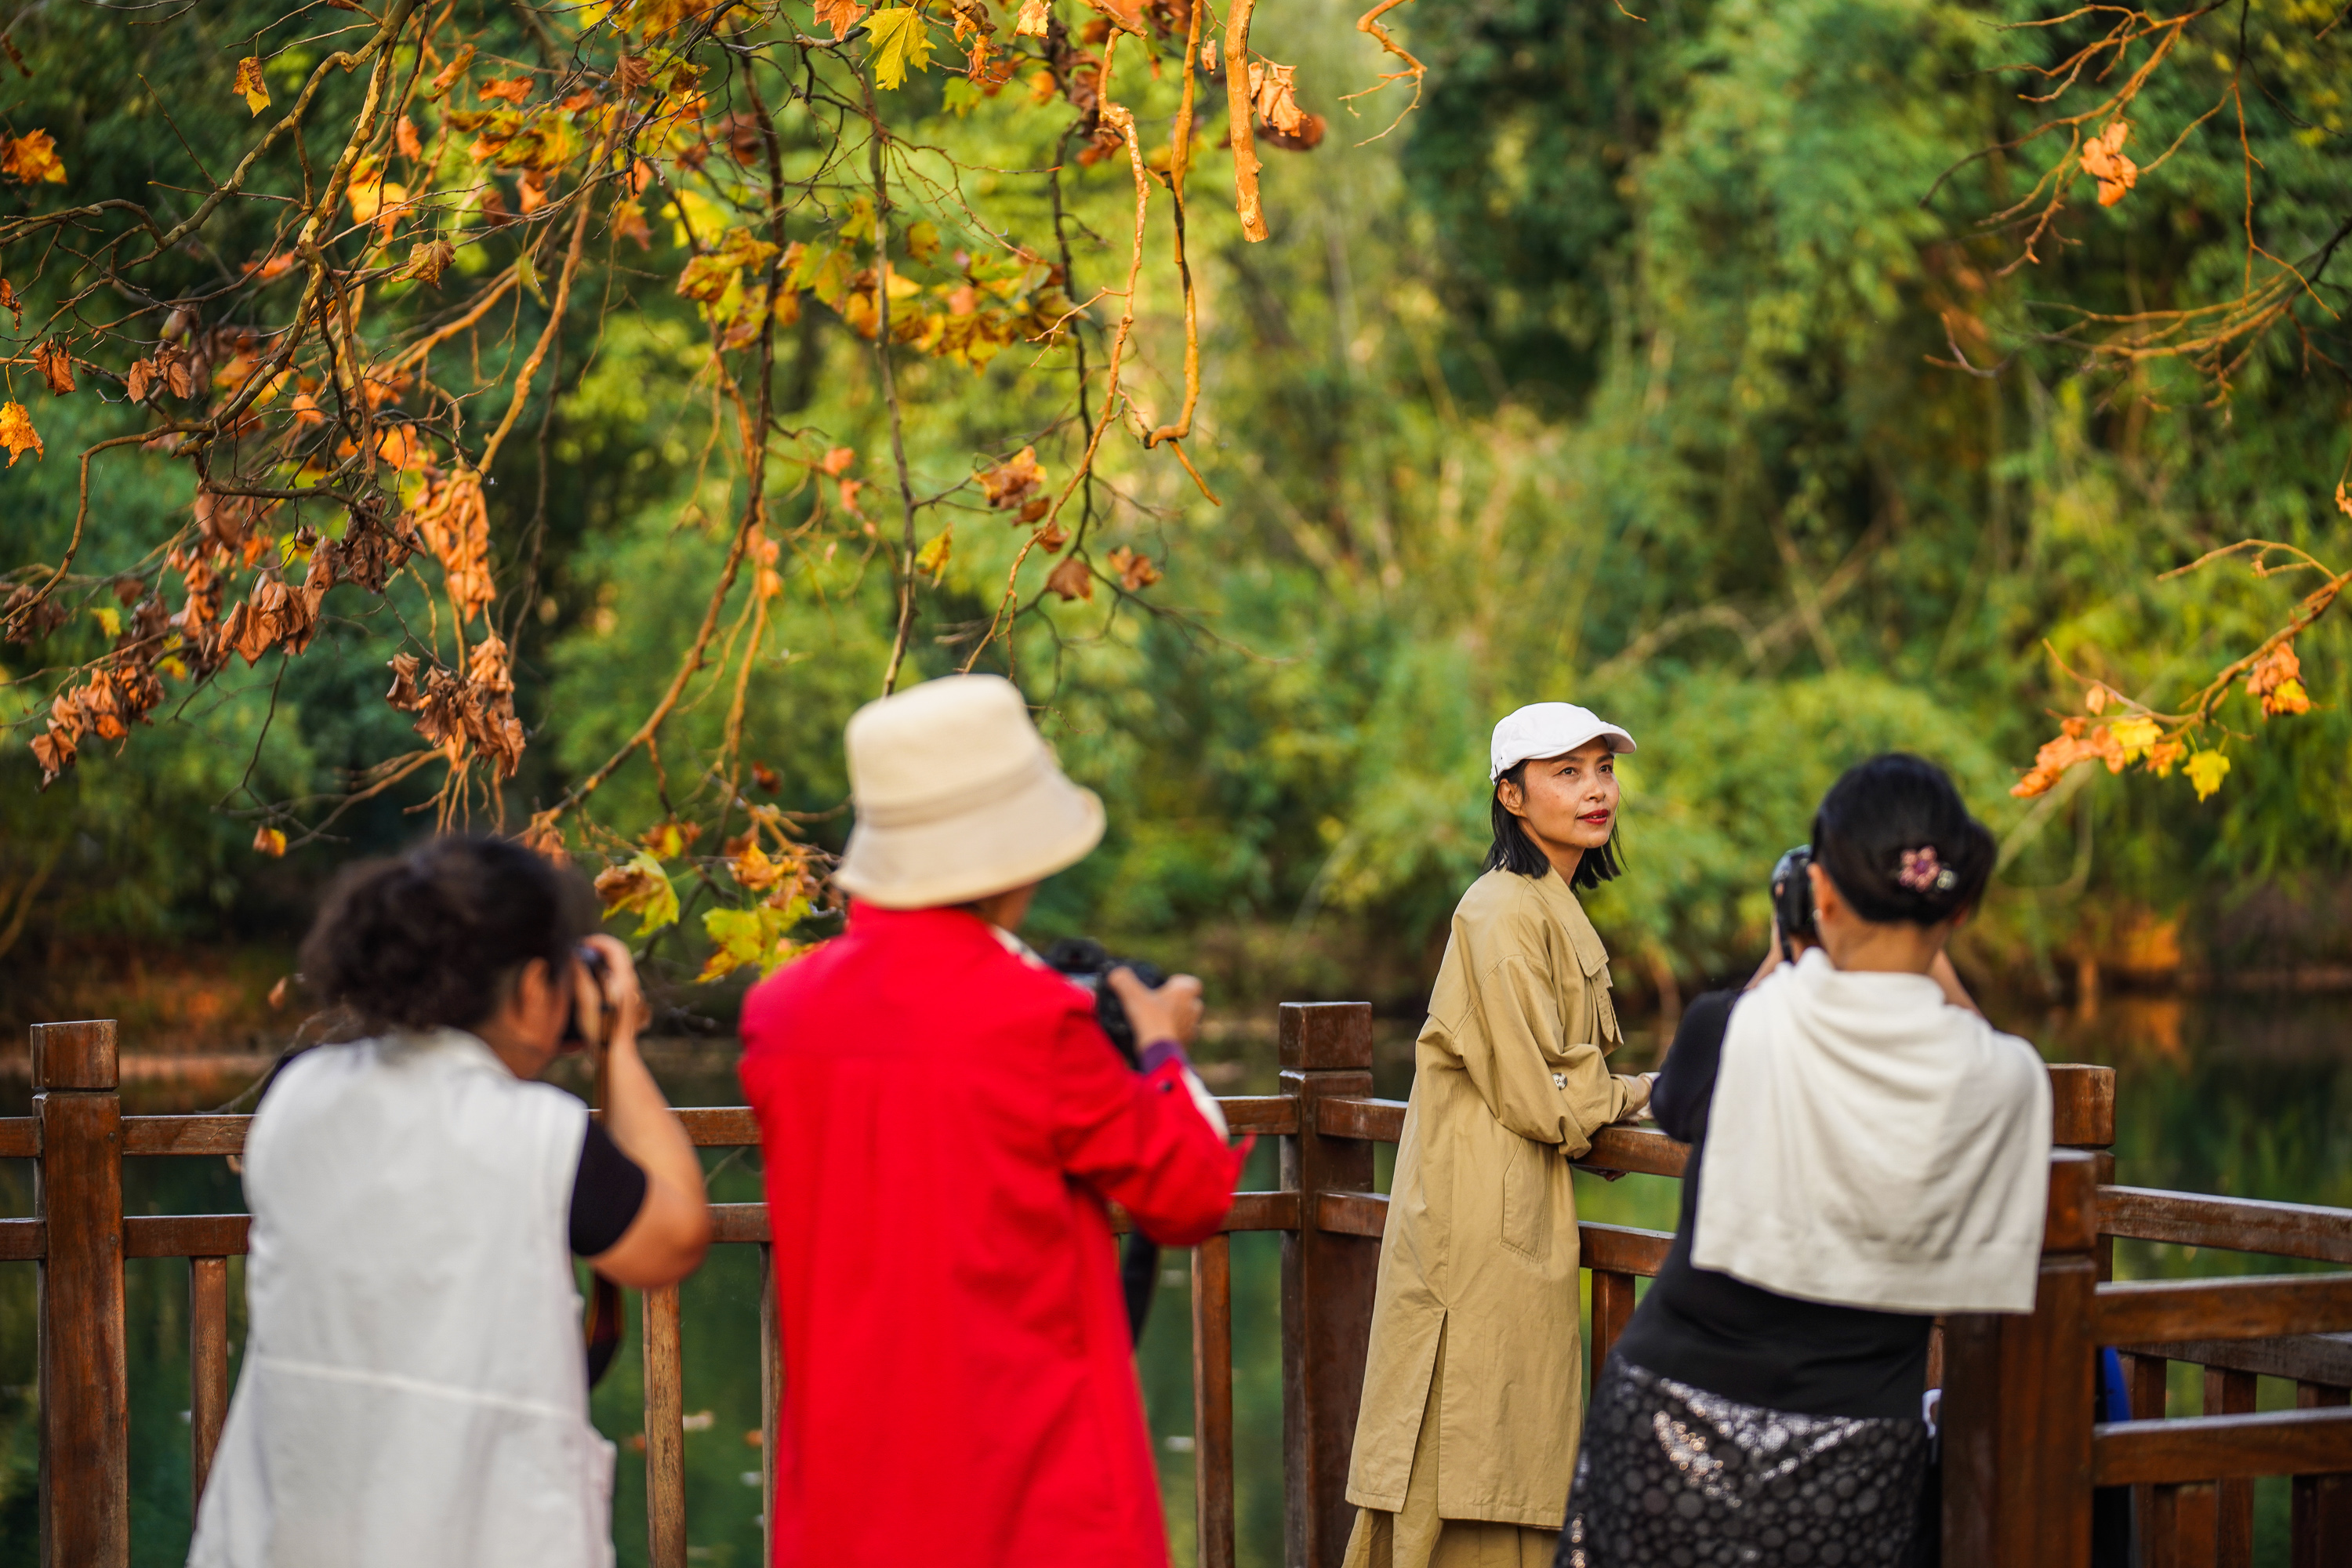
[1,129,66,186]
[0,401,42,466]
[253,826,288,858]
[2185,750,2230,802]
[863,6,935,90]
[730,843,777,893]
[594,851,681,935]
[234,57,271,117]
[2109,714,2160,761]
[915,525,953,579]
[698,902,806,982]
[90,605,122,638]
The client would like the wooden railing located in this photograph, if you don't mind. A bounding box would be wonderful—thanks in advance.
[12,1007,2352,1568]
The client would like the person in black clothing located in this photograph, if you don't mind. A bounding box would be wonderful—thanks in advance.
[1558,756,2054,1568]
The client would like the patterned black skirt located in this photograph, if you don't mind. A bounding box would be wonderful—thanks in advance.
[1557,1358,1933,1568]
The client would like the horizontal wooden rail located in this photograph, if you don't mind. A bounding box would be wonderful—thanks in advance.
[124,1116,245,1155]
[110,1094,1304,1160]
[2113,1333,2352,1388]
[1584,1221,1675,1276]
[0,1117,35,1158]
[1222,1095,1299,1136]
[1316,1096,1403,1142]
[2100,1185,2352,1265]
[2098,1273,2352,1345]
[1575,1126,1690,1179]
[1316,1192,1387,1237]
[125,1214,248,1258]
[0,1218,44,1260]
[676,1106,759,1146]
[2093,1405,2352,1486]
[1301,1188,1673,1273]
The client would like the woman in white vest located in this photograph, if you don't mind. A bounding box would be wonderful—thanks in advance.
[190,836,713,1568]
[1561,754,2053,1567]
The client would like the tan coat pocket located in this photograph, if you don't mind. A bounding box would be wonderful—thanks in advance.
[1500,1134,1550,1261]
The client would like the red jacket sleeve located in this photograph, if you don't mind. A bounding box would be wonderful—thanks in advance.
[1049,1010,1244,1247]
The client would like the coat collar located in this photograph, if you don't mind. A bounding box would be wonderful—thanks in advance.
[1526,869,1609,976]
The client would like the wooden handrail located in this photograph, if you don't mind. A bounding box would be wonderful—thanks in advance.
[2097,1273,2352,1345]
[2111,1331,2352,1387]
[22,1017,2352,1568]
[2092,1404,2352,1486]
[0,1218,45,1260]
[2100,1185,2352,1264]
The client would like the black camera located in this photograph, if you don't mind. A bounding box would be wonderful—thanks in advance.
[1040,938,1167,1069]
[1770,846,1817,960]
[557,943,612,1055]
[1041,937,1173,1345]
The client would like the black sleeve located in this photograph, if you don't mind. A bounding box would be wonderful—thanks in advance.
[570,1120,650,1258]
[1650,989,1738,1145]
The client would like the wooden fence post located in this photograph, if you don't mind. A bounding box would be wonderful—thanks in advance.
[33,1019,129,1568]
[1940,1149,2098,1568]
[1279,1002,1378,1568]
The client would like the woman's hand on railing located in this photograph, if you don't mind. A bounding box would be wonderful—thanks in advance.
[1109,967,1204,1049]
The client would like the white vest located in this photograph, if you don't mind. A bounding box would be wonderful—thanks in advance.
[189,1031,615,1568]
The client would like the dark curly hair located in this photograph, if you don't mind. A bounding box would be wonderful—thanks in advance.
[1484,760,1623,891]
[298,836,597,1033]
[1810,753,1994,927]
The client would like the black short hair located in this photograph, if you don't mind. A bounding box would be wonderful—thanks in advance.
[298,836,597,1033]
[1484,760,1624,891]
[1810,753,1994,927]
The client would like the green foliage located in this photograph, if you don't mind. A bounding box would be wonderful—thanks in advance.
[2,0,2347,1007]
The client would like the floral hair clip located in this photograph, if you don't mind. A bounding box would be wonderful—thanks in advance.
[1898,846,1958,894]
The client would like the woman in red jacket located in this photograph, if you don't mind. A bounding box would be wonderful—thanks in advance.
[739,673,1247,1568]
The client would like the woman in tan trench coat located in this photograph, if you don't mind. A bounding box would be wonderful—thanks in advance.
[1344,703,1657,1568]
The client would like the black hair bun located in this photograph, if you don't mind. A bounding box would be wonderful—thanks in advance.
[1809,753,1994,927]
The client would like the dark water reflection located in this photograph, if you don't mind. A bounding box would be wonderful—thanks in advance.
[0,989,2345,1565]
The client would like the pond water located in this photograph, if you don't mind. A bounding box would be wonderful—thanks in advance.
[0,986,2344,1566]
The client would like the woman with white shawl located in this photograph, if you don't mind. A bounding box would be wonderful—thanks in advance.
[1559,753,2053,1568]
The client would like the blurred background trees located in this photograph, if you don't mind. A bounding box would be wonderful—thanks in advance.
[3,0,2347,1033]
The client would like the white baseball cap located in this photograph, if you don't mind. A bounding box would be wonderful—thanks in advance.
[1489,702,1637,782]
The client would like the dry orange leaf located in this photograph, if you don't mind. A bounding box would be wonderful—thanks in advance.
[2079,121,2136,208]
[2246,641,2312,717]
[395,115,424,161]
[0,401,42,466]
[1248,60,1310,139]
[817,0,869,38]
[2,129,67,186]
[253,825,289,858]
[978,445,1046,510]
[1107,545,1161,590]
[612,199,653,249]
[405,238,456,286]
[429,44,476,97]
[479,76,534,105]
[1044,554,1093,601]
[34,340,74,396]
[234,57,270,116]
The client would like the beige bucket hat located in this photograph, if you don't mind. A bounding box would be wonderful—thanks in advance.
[832,674,1106,909]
